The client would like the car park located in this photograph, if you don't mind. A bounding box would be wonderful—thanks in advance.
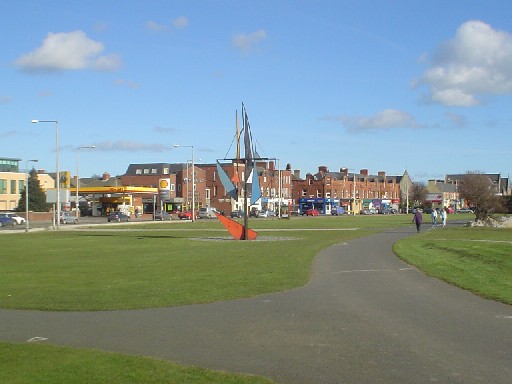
[154,211,172,220]
[0,216,16,228]
[178,210,196,220]
[305,208,320,216]
[107,211,130,222]
[260,210,276,218]
[198,207,217,219]
[230,210,245,218]
[0,212,26,225]
[60,211,79,224]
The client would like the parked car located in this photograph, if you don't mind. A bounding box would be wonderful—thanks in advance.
[59,211,79,224]
[154,211,172,221]
[305,208,320,216]
[178,210,196,220]
[107,211,130,222]
[0,216,16,228]
[457,208,474,214]
[198,207,217,219]
[0,212,26,225]
[258,210,276,218]
[331,207,345,215]
[230,210,245,218]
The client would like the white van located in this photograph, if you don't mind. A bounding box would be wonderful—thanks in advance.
[198,207,217,219]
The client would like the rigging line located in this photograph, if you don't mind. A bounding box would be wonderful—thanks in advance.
[223,132,238,160]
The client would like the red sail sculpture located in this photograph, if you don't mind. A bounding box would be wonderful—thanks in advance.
[215,212,258,240]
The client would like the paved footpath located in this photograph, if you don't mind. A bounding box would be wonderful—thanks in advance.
[1,225,511,383]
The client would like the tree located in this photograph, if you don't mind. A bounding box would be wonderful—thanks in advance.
[16,169,52,212]
[411,182,427,208]
[458,172,503,221]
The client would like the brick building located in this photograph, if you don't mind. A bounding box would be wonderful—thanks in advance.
[291,166,402,214]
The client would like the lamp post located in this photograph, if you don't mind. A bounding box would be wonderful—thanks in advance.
[174,144,195,222]
[25,159,38,233]
[32,119,60,229]
[76,145,95,219]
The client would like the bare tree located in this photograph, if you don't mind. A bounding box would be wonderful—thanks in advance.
[458,172,503,221]
[411,182,427,208]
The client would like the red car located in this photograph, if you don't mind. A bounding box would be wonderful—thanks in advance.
[178,210,196,220]
[305,209,320,216]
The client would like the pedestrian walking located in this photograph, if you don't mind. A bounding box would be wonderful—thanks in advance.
[431,209,438,227]
[412,209,423,233]
[440,208,447,227]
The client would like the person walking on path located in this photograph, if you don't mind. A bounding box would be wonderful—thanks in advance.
[431,209,438,227]
[441,208,447,227]
[413,209,423,233]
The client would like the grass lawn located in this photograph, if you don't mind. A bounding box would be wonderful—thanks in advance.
[3,213,510,384]
[0,341,275,384]
[394,226,512,305]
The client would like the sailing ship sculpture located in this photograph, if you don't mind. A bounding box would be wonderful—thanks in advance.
[216,104,262,240]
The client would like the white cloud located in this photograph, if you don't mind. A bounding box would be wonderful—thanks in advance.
[15,30,121,72]
[0,95,12,104]
[232,30,267,53]
[172,16,189,29]
[445,112,468,128]
[146,21,168,32]
[114,78,140,89]
[418,20,512,106]
[335,109,420,133]
[94,140,168,152]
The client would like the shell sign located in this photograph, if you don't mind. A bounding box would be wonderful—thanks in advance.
[159,178,171,200]
[159,179,169,190]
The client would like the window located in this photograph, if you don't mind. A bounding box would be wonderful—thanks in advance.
[163,167,169,175]
[170,184,175,192]
[302,189,307,197]
[205,188,210,199]
[19,180,25,192]
[143,169,149,174]
[326,178,331,186]
[325,192,331,198]
[0,179,6,194]
[10,180,16,194]
[135,169,142,175]
[316,190,322,198]
[151,168,157,174]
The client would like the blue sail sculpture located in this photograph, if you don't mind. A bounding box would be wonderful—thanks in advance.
[216,161,238,201]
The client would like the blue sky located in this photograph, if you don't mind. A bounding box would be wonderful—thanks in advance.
[2,1,512,182]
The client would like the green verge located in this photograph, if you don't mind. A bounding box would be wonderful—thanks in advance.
[393,226,512,304]
[0,341,275,384]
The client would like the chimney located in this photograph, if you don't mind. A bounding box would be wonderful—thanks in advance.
[293,169,301,179]
[318,165,328,173]
[360,169,368,176]
[340,168,348,176]
[378,171,386,177]
[102,172,110,180]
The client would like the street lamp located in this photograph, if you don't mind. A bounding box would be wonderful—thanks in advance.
[25,159,38,233]
[76,145,95,219]
[32,119,60,229]
[174,144,195,222]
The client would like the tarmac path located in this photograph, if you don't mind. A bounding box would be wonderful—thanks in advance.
[1,225,511,383]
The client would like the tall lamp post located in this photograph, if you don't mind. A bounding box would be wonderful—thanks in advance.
[76,145,95,219]
[32,119,60,229]
[25,159,38,233]
[174,144,195,222]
